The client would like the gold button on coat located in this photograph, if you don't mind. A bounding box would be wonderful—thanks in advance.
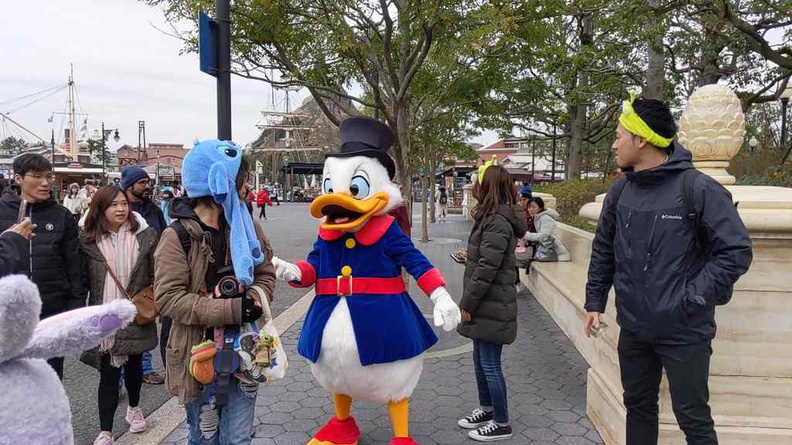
[341,266,352,277]
[345,238,356,249]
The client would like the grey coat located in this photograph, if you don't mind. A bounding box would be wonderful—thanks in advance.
[80,227,159,356]
[458,204,527,345]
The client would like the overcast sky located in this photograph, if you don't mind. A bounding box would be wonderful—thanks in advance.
[0,0,494,154]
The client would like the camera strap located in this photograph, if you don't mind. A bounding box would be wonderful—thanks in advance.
[212,325,239,408]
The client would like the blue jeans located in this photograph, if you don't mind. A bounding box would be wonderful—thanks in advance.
[473,340,509,424]
[142,350,155,375]
[185,377,258,445]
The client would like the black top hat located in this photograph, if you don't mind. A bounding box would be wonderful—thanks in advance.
[327,116,396,179]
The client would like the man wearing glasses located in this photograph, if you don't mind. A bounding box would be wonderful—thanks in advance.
[0,153,86,379]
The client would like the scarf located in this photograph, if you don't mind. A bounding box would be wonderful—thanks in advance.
[97,218,142,367]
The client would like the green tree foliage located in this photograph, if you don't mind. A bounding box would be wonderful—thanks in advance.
[0,137,29,156]
[144,0,513,212]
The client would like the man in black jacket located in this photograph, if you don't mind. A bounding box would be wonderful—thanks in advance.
[584,97,752,444]
[0,154,86,379]
[120,166,168,385]
[121,166,166,235]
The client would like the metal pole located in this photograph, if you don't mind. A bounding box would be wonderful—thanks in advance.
[51,130,55,164]
[782,98,788,151]
[551,122,557,182]
[781,98,792,166]
[157,150,161,188]
[531,136,536,183]
[216,0,232,140]
[101,122,107,183]
[137,121,146,165]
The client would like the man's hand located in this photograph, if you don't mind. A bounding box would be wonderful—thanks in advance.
[272,256,301,282]
[430,287,462,332]
[461,310,471,322]
[4,217,35,240]
[584,312,602,338]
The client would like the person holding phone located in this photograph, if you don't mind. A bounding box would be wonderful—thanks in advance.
[0,153,86,379]
[584,96,752,444]
[456,164,526,442]
[0,217,35,276]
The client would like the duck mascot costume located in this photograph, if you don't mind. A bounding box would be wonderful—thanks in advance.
[272,116,462,445]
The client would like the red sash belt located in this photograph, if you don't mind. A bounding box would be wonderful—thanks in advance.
[315,276,406,296]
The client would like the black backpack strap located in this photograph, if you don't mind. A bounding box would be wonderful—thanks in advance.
[608,178,629,209]
[681,169,703,249]
[171,220,192,256]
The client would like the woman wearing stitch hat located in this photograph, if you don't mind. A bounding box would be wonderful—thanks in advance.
[153,140,276,444]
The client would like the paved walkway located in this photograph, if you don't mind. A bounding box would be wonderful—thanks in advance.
[151,208,602,445]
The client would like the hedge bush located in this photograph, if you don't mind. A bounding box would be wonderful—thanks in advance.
[534,178,615,232]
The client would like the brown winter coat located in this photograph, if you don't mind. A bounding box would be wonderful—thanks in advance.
[80,227,159,357]
[154,202,276,403]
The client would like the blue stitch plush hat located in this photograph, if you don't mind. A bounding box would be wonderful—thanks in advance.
[182,140,265,286]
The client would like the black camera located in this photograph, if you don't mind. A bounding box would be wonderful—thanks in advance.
[215,265,240,299]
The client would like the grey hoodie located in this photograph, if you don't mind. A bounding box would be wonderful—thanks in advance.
[523,208,571,261]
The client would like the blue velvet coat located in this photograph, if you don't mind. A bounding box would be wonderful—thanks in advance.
[292,215,445,366]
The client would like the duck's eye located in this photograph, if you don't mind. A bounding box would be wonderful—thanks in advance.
[349,175,370,199]
[323,178,333,194]
[224,148,237,157]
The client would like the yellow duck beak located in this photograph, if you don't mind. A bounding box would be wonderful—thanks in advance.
[310,191,390,231]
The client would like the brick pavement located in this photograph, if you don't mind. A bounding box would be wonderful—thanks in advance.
[159,211,603,444]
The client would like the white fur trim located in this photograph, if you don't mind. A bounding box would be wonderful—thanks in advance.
[309,298,423,404]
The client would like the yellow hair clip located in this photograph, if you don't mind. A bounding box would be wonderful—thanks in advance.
[477,155,498,184]
[619,92,674,148]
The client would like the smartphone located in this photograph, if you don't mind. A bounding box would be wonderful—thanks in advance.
[590,321,609,338]
[17,199,28,224]
[450,252,466,264]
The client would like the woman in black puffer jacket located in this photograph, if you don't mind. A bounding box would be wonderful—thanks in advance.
[456,165,526,442]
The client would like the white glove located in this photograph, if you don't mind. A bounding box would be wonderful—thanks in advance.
[430,287,462,332]
[272,256,302,282]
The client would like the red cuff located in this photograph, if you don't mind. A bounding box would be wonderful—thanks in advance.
[289,261,317,288]
[417,268,445,296]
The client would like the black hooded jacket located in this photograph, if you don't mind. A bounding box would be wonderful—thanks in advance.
[458,204,527,345]
[0,192,86,317]
[585,143,753,344]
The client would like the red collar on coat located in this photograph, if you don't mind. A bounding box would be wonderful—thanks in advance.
[318,214,394,246]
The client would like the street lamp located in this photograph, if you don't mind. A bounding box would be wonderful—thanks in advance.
[749,136,758,152]
[156,149,161,188]
[780,85,792,165]
[93,123,120,184]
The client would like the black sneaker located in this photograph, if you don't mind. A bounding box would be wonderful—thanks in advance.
[468,421,513,442]
[458,408,494,429]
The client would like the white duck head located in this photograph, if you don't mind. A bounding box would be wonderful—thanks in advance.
[310,116,402,232]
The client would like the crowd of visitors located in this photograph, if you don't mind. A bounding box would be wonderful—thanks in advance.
[0,95,753,445]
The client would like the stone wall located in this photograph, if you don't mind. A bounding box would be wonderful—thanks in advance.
[523,217,792,444]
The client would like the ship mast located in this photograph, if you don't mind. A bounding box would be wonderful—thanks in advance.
[67,64,77,161]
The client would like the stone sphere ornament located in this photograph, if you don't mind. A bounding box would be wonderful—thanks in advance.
[677,84,746,185]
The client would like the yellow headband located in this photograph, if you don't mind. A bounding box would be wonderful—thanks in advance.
[618,92,674,148]
[477,155,497,184]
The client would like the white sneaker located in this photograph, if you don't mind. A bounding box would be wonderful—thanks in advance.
[92,431,113,445]
[125,406,147,433]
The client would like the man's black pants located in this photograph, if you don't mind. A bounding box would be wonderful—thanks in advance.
[618,329,717,445]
